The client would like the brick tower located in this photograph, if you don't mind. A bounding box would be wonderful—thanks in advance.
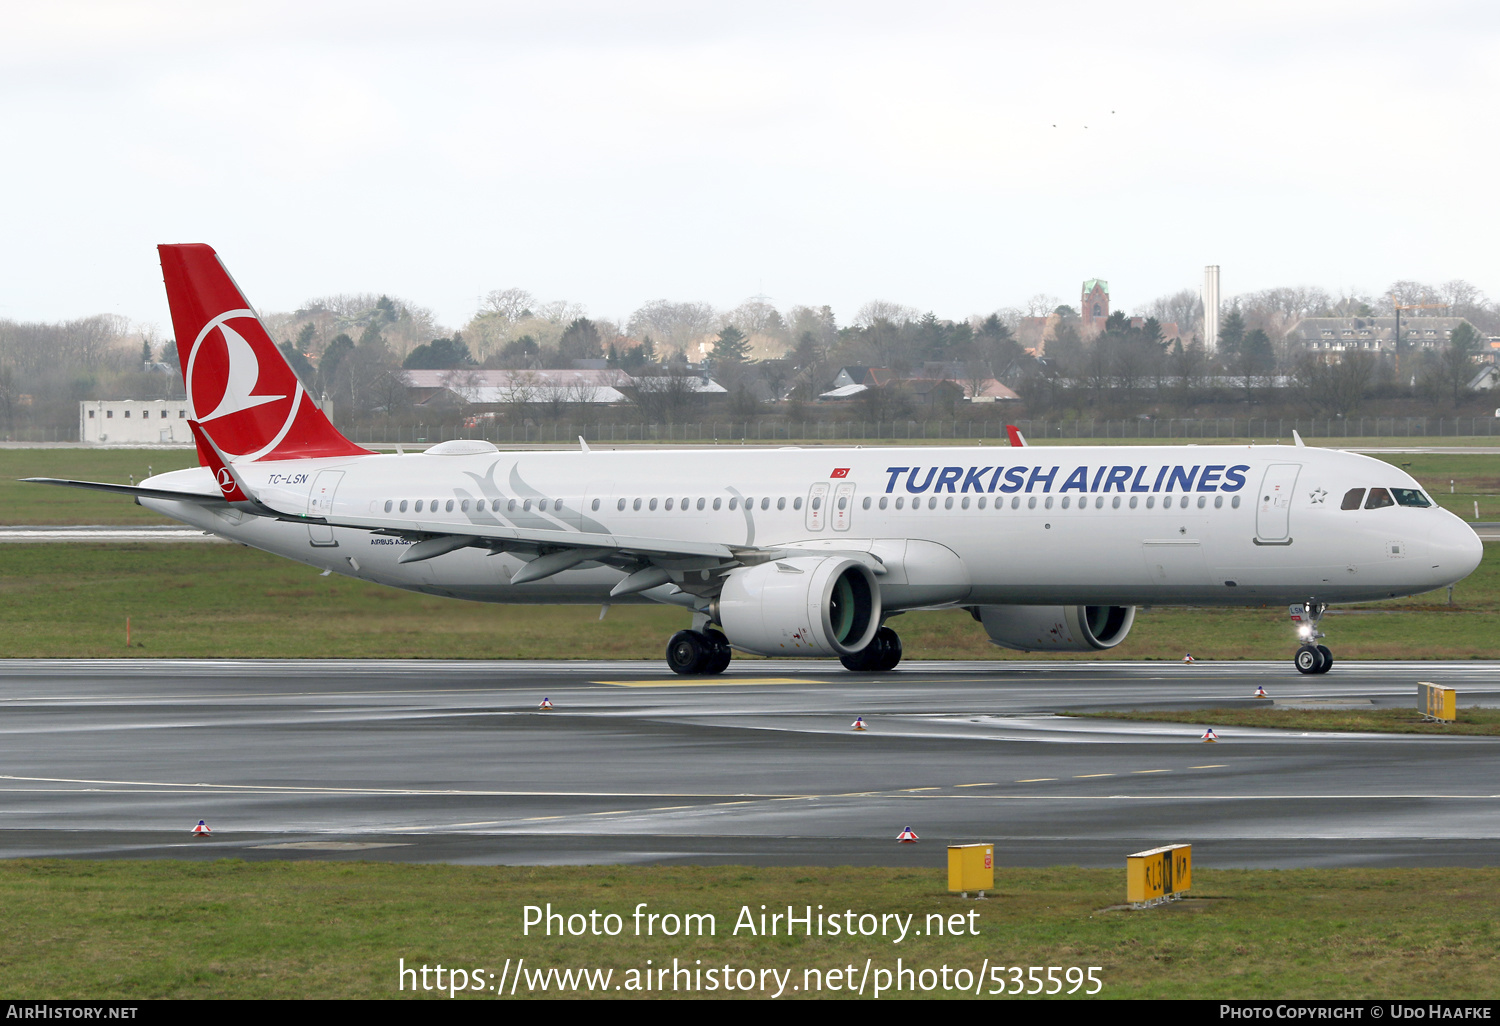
[1082,278,1109,335]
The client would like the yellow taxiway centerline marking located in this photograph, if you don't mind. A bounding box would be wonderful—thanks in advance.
[1132,769,1171,774]
[1016,778,1057,782]
[902,787,939,792]
[596,678,825,687]
[954,782,998,787]
[1075,773,1115,778]
[1191,764,1228,769]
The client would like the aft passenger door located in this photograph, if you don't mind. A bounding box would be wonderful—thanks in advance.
[306,470,344,547]
[1255,464,1300,544]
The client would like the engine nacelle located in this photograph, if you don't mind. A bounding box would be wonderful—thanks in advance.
[716,556,881,657]
[972,604,1135,652]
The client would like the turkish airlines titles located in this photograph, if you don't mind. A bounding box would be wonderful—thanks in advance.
[879,463,1253,495]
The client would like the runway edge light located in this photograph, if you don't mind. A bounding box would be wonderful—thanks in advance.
[191,820,211,837]
[897,826,919,843]
[1201,727,1219,742]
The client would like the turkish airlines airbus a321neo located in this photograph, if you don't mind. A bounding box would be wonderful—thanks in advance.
[28,245,1485,675]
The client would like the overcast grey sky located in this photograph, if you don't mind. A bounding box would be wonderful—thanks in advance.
[2,1,1497,333]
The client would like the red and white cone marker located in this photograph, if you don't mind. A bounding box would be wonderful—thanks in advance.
[539,697,554,711]
[191,820,211,837]
[1254,685,1268,698]
[896,826,919,843]
[851,716,867,731]
[1201,727,1219,742]
[1182,653,1195,664]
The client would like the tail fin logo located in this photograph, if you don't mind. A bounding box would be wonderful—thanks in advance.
[184,310,303,460]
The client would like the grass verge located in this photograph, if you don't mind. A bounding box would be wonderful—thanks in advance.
[1061,707,1500,736]
[1,861,1497,999]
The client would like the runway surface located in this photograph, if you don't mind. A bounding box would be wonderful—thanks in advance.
[2,659,1498,869]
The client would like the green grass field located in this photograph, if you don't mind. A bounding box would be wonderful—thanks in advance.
[0,541,1496,660]
[1,861,1496,999]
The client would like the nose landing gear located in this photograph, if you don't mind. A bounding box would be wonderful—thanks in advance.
[1289,601,1332,674]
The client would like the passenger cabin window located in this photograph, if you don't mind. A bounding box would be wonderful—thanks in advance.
[1341,488,1366,510]
[1365,488,1395,510]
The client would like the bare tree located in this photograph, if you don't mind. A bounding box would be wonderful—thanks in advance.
[1022,294,1062,318]
[854,300,920,328]
[480,287,537,321]
[628,300,719,354]
[1291,352,1375,417]
[628,365,703,424]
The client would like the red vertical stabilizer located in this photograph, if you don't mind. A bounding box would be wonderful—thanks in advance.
[158,244,372,463]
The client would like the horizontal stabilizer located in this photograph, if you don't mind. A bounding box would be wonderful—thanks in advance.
[21,478,225,505]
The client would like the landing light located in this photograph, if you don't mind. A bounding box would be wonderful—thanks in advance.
[1297,625,1314,639]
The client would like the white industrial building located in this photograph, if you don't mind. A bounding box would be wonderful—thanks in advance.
[79,400,192,444]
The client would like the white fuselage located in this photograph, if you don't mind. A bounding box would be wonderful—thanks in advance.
[139,443,1483,610]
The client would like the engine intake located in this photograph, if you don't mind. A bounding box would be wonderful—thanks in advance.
[716,556,881,657]
[972,604,1135,652]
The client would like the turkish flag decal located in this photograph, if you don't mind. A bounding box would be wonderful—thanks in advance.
[830,468,850,478]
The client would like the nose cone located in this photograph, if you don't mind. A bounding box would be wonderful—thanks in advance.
[1430,515,1484,586]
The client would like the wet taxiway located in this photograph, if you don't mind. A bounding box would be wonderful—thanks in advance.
[1,659,1496,868]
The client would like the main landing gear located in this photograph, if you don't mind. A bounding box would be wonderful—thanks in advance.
[1289,601,1333,675]
[838,625,903,672]
[662,624,905,674]
[666,628,732,675]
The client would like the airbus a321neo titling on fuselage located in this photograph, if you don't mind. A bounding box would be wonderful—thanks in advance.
[28,245,1485,675]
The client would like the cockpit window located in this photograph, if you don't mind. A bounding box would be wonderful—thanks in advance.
[1392,488,1431,508]
[1365,487,1394,510]
[1341,488,1365,510]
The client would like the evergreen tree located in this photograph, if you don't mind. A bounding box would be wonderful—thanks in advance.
[558,318,603,362]
[1242,328,1275,374]
[712,325,752,365]
[141,339,152,366]
[1217,307,1246,357]
[279,341,317,389]
[318,334,355,395]
[403,336,474,370]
